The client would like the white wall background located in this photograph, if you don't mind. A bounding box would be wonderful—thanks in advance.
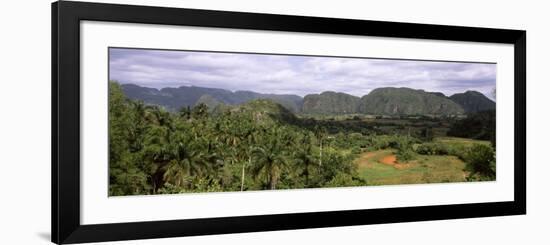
[0,0,547,244]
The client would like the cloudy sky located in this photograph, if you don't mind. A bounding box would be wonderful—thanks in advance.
[109,48,496,98]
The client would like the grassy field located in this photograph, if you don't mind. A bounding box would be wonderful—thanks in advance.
[354,137,490,186]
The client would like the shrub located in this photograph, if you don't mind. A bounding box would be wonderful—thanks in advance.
[415,142,448,155]
[464,144,496,179]
[351,146,362,154]
[397,148,415,162]
[446,144,468,160]
[324,173,366,187]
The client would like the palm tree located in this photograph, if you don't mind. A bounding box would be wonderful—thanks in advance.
[221,118,243,165]
[239,122,257,191]
[250,129,288,190]
[162,138,215,189]
[293,133,315,187]
[314,126,327,166]
[241,155,250,191]
[178,106,191,120]
[141,122,173,193]
[147,106,173,130]
[127,100,148,152]
[192,103,209,119]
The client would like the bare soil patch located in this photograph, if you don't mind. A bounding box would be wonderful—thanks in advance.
[380,155,396,165]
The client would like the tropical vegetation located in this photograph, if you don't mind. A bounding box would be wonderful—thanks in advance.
[109,81,496,196]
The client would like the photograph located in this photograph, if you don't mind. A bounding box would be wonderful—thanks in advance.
[108,47,497,196]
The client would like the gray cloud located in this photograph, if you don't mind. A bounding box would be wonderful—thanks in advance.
[109,48,496,97]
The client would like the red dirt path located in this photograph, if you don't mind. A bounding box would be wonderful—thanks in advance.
[380,155,397,165]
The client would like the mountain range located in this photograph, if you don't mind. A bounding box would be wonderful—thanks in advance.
[120,83,495,116]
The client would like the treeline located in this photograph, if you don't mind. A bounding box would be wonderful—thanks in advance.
[448,110,496,147]
[109,82,365,196]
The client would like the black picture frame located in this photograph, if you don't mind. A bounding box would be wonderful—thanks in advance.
[52,1,526,244]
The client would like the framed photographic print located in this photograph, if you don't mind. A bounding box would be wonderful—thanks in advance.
[52,1,526,244]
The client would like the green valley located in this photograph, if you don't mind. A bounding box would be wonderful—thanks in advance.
[109,81,496,196]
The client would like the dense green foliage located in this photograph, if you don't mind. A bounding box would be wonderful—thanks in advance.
[109,82,365,195]
[463,144,496,180]
[448,110,496,147]
[110,82,497,196]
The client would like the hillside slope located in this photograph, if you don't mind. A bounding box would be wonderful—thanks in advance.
[121,83,303,112]
[358,87,464,115]
[302,91,360,114]
[449,91,496,113]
